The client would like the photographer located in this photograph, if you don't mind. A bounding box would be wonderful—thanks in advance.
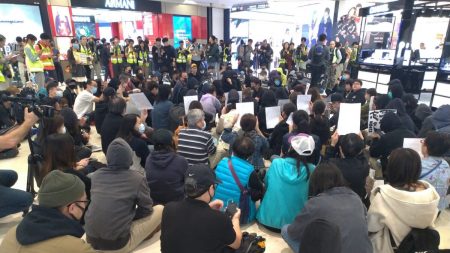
[0,91,15,130]
[0,108,39,218]
[0,34,16,90]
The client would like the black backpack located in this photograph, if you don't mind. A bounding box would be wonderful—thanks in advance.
[311,44,324,64]
[235,232,266,253]
[392,228,440,253]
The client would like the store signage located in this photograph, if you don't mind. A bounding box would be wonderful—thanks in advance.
[72,16,93,23]
[369,4,389,15]
[104,0,135,10]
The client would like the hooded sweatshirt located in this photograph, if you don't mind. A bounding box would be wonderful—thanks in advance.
[0,205,96,253]
[368,181,439,253]
[256,157,315,229]
[386,98,416,133]
[84,138,153,251]
[419,104,450,137]
[145,150,188,205]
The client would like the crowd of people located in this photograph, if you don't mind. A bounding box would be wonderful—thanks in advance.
[0,30,449,253]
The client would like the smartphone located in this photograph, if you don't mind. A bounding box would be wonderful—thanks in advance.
[225,202,238,218]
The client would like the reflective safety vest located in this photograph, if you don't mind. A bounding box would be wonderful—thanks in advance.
[138,50,149,67]
[223,47,229,63]
[126,47,137,64]
[111,45,123,64]
[331,48,338,64]
[176,48,187,64]
[25,44,44,73]
[38,43,55,70]
[279,51,287,65]
[0,51,5,82]
[350,47,358,62]
[79,44,92,65]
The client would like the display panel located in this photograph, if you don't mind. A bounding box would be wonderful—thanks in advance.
[173,16,192,46]
[51,5,74,37]
[0,3,44,44]
[377,73,391,84]
[411,17,448,63]
[73,15,97,38]
[432,95,450,108]
[435,82,450,96]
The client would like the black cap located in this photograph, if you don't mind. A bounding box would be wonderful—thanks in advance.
[185,164,221,197]
[152,129,173,146]
[331,93,344,103]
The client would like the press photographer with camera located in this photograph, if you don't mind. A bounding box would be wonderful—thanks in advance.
[0,107,39,218]
[161,164,242,253]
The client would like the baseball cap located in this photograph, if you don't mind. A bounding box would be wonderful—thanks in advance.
[185,164,221,197]
[289,133,315,156]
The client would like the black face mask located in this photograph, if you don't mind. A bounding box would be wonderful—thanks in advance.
[68,202,86,223]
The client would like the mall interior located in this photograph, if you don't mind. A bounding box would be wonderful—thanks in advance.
[1,0,450,252]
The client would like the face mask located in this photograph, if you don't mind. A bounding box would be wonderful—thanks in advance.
[201,120,207,130]
[138,123,146,134]
[56,90,63,98]
[91,87,98,94]
[388,91,393,99]
[59,126,66,134]
[274,79,281,86]
[72,43,80,50]
[341,75,347,81]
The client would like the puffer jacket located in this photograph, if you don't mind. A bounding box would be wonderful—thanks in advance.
[214,156,257,224]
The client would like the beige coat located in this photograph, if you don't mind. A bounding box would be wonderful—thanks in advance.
[368,181,440,253]
[0,226,96,253]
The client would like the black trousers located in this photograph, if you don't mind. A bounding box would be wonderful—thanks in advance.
[112,63,122,78]
[310,64,325,87]
[84,65,91,80]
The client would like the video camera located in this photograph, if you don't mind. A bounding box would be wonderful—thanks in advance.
[0,87,55,123]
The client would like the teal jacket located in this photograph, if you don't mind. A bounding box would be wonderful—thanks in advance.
[257,157,314,229]
[213,156,257,224]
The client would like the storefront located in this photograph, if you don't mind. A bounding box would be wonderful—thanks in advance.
[0,0,51,45]
[357,0,450,108]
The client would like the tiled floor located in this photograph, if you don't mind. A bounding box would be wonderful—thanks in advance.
[0,129,293,253]
[1,129,449,252]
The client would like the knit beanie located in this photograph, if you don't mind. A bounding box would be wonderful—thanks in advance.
[106,137,133,170]
[38,170,85,208]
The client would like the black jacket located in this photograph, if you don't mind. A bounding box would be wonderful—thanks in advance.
[128,136,150,168]
[269,120,289,156]
[346,89,366,105]
[369,112,416,174]
[101,113,124,154]
[310,115,330,147]
[145,150,188,205]
[94,101,108,135]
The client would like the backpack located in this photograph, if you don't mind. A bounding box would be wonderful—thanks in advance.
[311,44,324,64]
[391,228,440,253]
[235,232,266,253]
[340,48,347,64]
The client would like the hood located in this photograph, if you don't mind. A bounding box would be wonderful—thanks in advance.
[60,108,78,130]
[276,158,313,184]
[16,205,84,245]
[376,182,439,228]
[431,105,450,129]
[415,104,432,121]
[149,150,176,168]
[380,112,402,133]
[386,98,406,116]
[106,138,133,170]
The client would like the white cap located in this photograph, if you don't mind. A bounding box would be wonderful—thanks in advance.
[289,133,315,156]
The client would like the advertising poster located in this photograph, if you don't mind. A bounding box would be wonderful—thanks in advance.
[51,6,74,37]
[334,1,374,46]
[0,4,44,44]
[293,3,335,47]
[173,16,192,46]
[73,15,97,38]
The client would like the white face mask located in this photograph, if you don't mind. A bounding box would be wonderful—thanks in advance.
[201,120,207,130]
[138,123,146,134]
[56,90,63,98]
[59,126,66,134]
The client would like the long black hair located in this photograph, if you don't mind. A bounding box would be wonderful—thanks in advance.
[116,114,140,142]
[309,162,347,197]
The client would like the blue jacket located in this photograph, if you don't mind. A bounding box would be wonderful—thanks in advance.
[257,157,315,229]
[214,156,257,224]
[151,100,173,130]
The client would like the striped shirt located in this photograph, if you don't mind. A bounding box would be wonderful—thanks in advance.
[177,128,216,165]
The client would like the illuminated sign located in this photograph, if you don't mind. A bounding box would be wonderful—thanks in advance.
[105,0,135,10]
[369,4,389,15]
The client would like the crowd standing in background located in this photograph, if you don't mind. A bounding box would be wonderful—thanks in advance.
[0,30,449,253]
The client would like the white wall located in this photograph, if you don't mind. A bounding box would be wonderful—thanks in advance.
[212,8,224,40]
[161,2,207,17]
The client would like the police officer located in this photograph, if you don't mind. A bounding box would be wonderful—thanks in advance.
[111,37,123,78]
[24,34,45,89]
[176,40,189,72]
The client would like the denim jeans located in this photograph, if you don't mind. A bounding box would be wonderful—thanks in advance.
[0,170,33,218]
[281,224,300,253]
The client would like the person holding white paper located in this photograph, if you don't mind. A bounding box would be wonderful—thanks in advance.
[265,106,281,130]
[151,85,173,130]
[337,103,361,136]
[420,131,450,210]
[257,90,278,137]
[310,100,330,147]
[269,103,297,156]
[369,112,416,176]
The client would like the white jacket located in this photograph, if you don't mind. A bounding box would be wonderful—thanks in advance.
[368,181,440,253]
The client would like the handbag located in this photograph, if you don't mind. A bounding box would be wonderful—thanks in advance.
[228,159,250,224]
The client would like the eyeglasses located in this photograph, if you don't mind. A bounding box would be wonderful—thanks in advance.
[68,200,90,211]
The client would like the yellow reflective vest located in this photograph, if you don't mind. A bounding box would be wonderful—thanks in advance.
[79,44,92,65]
[38,43,55,70]
[25,44,44,73]
[176,48,188,64]
[126,47,137,64]
[0,51,5,82]
[111,45,123,64]
[138,50,149,66]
